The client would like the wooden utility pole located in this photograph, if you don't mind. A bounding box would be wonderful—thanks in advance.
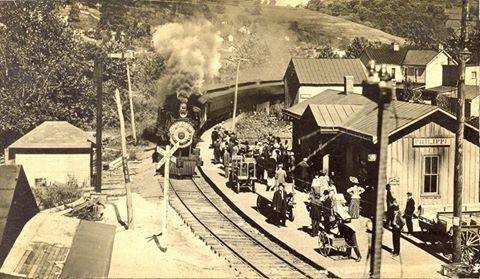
[367,63,393,278]
[453,0,470,263]
[231,60,240,132]
[126,59,137,144]
[108,51,137,144]
[94,57,103,193]
[114,89,134,229]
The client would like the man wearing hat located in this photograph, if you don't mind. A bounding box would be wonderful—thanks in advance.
[404,192,415,234]
[295,158,310,192]
[392,205,404,257]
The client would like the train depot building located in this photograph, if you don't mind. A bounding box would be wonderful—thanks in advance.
[283,58,367,107]
[284,88,480,214]
[4,121,95,187]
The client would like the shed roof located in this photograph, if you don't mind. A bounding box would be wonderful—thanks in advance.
[288,58,367,85]
[283,89,374,119]
[307,104,364,127]
[8,121,94,149]
[403,50,439,66]
[0,214,116,278]
[343,101,439,138]
[363,46,409,65]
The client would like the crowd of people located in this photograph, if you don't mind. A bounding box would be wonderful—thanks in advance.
[210,124,417,261]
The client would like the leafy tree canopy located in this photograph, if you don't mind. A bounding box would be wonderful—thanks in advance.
[0,0,96,148]
[308,0,452,48]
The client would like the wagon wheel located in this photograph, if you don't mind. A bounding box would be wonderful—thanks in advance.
[461,230,480,264]
[318,232,331,257]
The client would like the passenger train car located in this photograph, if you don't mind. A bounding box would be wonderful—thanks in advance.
[160,81,284,177]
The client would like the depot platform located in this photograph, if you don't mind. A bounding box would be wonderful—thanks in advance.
[197,124,447,278]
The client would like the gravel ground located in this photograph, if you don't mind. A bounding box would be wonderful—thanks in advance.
[102,149,236,278]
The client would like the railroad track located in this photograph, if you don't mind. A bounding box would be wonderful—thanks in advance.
[169,176,328,278]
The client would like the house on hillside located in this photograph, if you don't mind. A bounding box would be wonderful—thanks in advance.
[443,55,480,87]
[5,121,95,187]
[283,88,479,216]
[283,58,367,107]
[0,165,39,267]
[360,43,407,81]
[360,44,456,89]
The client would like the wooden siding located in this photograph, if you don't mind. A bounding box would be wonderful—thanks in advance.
[388,121,480,210]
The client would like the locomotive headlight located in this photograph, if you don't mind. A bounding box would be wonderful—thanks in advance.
[179,103,188,118]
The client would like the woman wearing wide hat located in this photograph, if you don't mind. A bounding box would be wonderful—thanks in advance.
[347,176,365,219]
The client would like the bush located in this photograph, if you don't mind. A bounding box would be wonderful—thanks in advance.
[33,176,83,209]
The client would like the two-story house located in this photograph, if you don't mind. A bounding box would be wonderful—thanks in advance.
[360,43,407,81]
[283,58,367,107]
[360,43,456,89]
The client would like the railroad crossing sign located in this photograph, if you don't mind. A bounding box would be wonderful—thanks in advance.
[156,142,179,252]
[156,143,179,169]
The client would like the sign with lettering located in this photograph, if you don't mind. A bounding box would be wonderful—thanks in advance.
[388,177,400,187]
[413,138,452,147]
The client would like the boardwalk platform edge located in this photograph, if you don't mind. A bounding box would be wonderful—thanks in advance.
[196,166,339,278]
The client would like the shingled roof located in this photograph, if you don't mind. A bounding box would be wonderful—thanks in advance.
[403,50,440,66]
[288,58,367,85]
[363,46,409,65]
[8,121,94,149]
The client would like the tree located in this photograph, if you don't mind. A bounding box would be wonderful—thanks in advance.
[345,37,383,58]
[0,0,96,149]
[68,1,81,23]
[315,45,338,59]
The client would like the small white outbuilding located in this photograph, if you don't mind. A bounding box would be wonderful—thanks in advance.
[4,121,94,187]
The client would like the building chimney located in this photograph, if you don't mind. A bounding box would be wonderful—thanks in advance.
[392,42,400,52]
[438,43,444,51]
[344,76,354,95]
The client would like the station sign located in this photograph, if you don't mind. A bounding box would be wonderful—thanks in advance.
[413,138,452,147]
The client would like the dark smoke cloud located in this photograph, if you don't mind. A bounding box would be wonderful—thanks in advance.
[152,20,222,104]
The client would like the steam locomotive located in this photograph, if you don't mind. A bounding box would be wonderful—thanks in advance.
[154,96,203,178]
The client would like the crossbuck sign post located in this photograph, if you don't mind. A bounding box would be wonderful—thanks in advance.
[156,142,180,252]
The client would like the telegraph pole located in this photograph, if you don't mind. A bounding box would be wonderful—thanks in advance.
[452,0,470,263]
[94,57,103,193]
[115,89,134,229]
[367,62,393,278]
[231,60,240,132]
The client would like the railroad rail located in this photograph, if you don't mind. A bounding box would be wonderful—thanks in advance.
[169,176,328,278]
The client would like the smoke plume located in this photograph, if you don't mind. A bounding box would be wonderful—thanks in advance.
[152,20,222,104]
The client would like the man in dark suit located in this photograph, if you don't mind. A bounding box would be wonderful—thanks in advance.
[385,184,395,227]
[404,192,415,234]
[295,158,310,192]
[272,184,287,226]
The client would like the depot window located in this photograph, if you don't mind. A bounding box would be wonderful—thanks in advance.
[423,155,439,194]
